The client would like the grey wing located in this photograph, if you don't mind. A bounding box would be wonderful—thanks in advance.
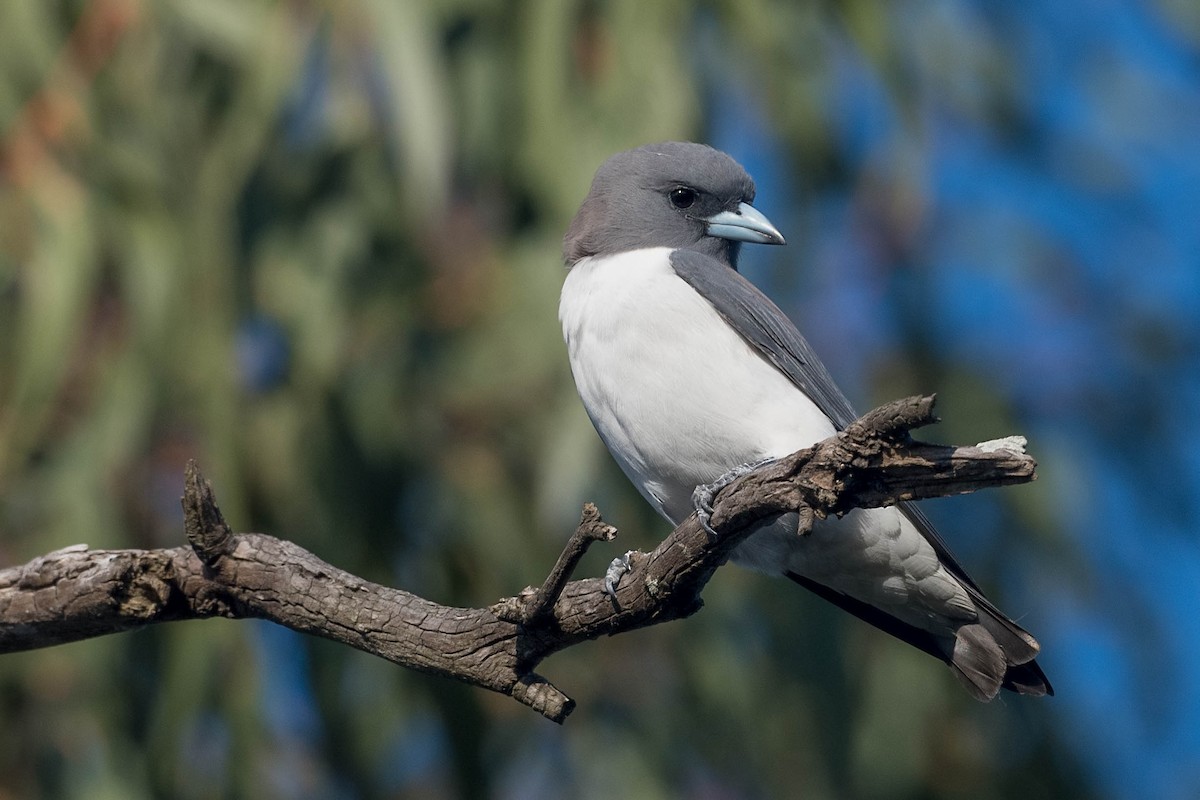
[669,249,1050,693]
[667,250,860,429]
[668,250,994,594]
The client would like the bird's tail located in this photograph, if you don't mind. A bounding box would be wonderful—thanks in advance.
[786,570,1054,701]
[950,596,1053,701]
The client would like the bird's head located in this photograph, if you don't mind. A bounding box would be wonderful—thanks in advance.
[564,141,785,268]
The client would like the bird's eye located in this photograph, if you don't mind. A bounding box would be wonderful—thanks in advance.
[669,187,698,210]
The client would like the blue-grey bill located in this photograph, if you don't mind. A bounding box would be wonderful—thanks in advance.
[704,202,786,245]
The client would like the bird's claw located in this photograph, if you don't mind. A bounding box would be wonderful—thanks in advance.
[692,458,776,540]
[603,550,634,597]
[692,484,720,540]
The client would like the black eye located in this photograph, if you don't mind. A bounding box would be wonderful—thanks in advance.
[669,187,698,209]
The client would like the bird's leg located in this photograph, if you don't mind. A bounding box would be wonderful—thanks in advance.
[692,458,777,539]
[603,550,635,597]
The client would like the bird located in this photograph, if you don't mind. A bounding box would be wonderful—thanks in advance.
[557,141,1052,701]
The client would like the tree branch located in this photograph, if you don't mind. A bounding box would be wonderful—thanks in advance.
[0,395,1035,723]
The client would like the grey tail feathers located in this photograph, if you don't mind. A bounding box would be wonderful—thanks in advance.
[952,586,1053,701]
[786,571,1053,701]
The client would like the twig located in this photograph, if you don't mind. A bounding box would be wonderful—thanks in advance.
[492,503,617,625]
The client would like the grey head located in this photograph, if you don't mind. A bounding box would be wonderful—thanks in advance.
[563,142,785,269]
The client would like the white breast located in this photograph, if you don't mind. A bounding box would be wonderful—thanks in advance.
[559,248,836,523]
[559,248,975,631]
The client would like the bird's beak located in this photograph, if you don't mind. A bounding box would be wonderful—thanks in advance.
[704,202,786,246]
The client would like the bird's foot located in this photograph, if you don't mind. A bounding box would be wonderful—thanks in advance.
[692,458,776,539]
[603,550,635,597]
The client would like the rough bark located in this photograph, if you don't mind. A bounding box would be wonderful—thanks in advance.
[0,395,1035,723]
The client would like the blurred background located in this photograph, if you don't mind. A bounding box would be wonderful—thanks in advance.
[1,1,1197,798]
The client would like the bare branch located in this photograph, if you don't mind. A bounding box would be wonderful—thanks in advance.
[0,395,1036,723]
